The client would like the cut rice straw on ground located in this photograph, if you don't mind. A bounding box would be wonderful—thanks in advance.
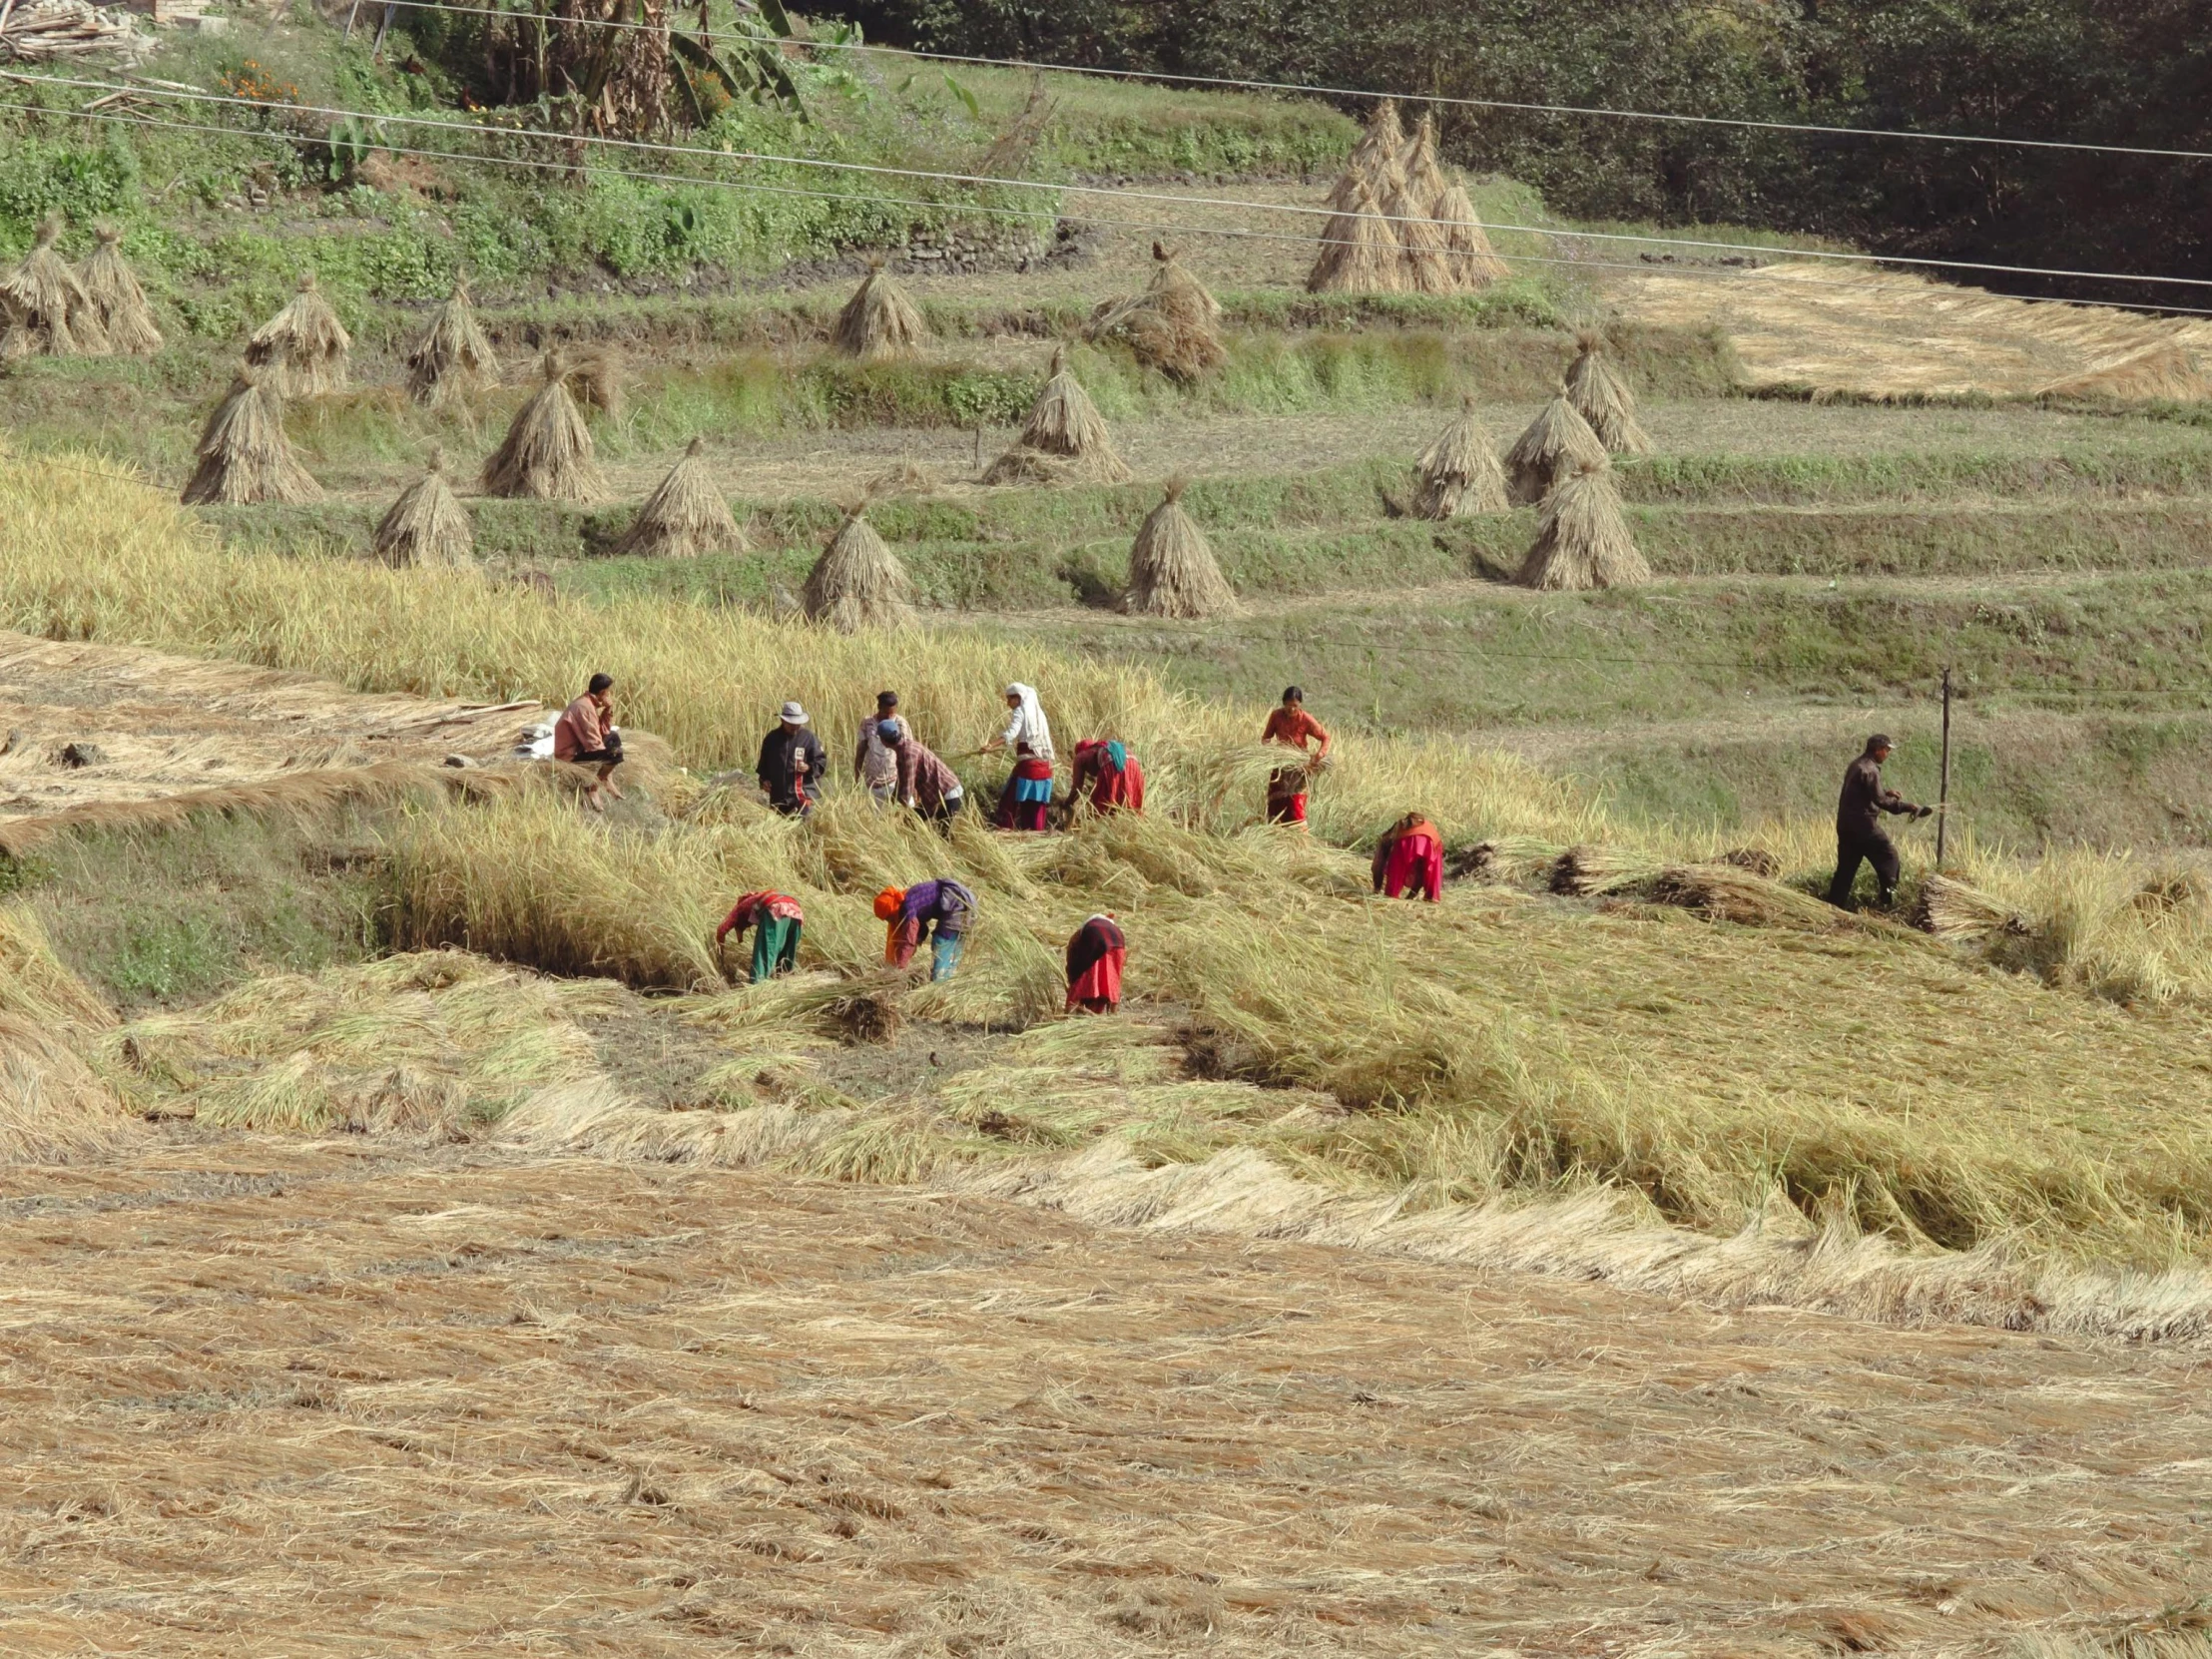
[1566,330,1653,453]
[402,276,496,405]
[372,452,472,567]
[1126,477,1237,619]
[1504,392,1609,506]
[1412,395,1507,518]
[981,346,1131,485]
[1516,459,1650,591]
[829,258,928,361]
[0,217,107,358]
[615,436,744,558]
[78,226,159,356]
[179,367,320,507]
[481,348,602,502]
[245,273,349,397]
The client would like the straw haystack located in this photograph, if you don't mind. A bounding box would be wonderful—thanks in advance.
[2037,340,2211,403]
[180,367,321,506]
[371,452,472,567]
[1308,174,1403,295]
[830,258,928,361]
[481,348,603,502]
[402,276,496,405]
[981,346,1132,485]
[1504,392,1608,506]
[246,273,350,396]
[1086,243,1227,382]
[804,501,914,632]
[1565,331,1651,453]
[616,436,745,558]
[1391,116,1457,295]
[1516,459,1649,591]
[1413,396,1507,518]
[1434,176,1509,287]
[1126,478,1237,619]
[1343,99,1405,197]
[79,226,160,355]
[564,344,625,418]
[0,217,107,357]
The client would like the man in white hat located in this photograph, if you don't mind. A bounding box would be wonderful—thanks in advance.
[757,699,827,817]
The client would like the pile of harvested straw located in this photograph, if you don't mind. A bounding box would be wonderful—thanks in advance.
[1126,478,1236,619]
[1516,459,1649,591]
[830,258,928,361]
[181,367,321,506]
[981,346,1131,485]
[1549,843,1664,897]
[0,217,106,358]
[1647,863,1848,931]
[1504,392,1608,506]
[616,436,744,558]
[1307,104,1505,295]
[1412,396,1506,518]
[2037,340,2211,403]
[402,276,496,405]
[246,274,350,397]
[481,348,603,502]
[1565,331,1652,453]
[78,226,159,355]
[372,452,473,568]
[804,501,914,631]
[1085,244,1226,382]
[564,344,624,418]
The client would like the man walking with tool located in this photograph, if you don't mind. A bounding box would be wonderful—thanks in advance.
[1827,734,1932,910]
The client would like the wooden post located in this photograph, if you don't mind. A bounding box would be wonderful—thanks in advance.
[1936,665,1953,866]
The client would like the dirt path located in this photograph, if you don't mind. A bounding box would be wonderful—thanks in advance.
[1,1133,2204,1656]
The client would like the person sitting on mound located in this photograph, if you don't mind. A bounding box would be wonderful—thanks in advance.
[716,890,805,984]
[554,672,624,812]
[1371,813,1443,902]
[1066,913,1127,1014]
[1067,738,1145,817]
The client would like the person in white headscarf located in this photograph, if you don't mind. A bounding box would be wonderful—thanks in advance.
[983,682,1056,830]
[983,683,1054,763]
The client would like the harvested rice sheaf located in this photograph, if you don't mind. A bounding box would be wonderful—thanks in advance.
[402,276,496,405]
[372,452,473,568]
[1412,395,1507,518]
[180,367,322,506]
[616,436,745,558]
[481,349,603,503]
[982,346,1131,485]
[830,258,928,361]
[1126,478,1237,619]
[246,273,349,397]
[804,502,914,632]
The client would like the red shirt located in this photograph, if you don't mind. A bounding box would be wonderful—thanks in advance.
[1262,707,1329,753]
[553,693,607,761]
[717,891,804,943]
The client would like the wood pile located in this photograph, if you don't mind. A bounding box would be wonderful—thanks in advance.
[0,0,155,62]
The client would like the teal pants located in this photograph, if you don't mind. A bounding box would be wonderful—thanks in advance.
[930,930,964,982]
[752,916,801,983]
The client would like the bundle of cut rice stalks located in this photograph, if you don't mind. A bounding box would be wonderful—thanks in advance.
[1412,395,1506,518]
[804,499,914,632]
[1647,863,1848,931]
[1344,98,1405,188]
[402,276,496,405]
[372,451,472,567]
[1565,329,1652,453]
[1917,873,2030,946]
[246,273,350,396]
[78,226,160,355]
[830,257,928,361]
[616,436,744,558]
[1126,477,1237,619]
[1390,115,1458,295]
[180,366,321,506]
[481,348,603,502]
[1517,459,1648,591]
[1549,843,1664,897]
[1434,173,1509,287]
[1503,390,1607,506]
[1085,244,1227,382]
[2036,339,2211,403]
[1307,173,1403,295]
[564,343,625,418]
[981,345,1131,485]
[0,217,107,358]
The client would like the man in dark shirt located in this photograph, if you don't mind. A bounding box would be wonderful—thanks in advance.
[1826,734,1932,909]
[757,700,827,817]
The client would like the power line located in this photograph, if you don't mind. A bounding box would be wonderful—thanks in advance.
[347,0,2212,167]
[15,71,2212,297]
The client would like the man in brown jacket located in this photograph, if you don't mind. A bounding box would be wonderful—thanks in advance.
[1826,734,1931,909]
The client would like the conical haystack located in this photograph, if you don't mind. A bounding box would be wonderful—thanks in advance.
[1126,478,1237,619]
[804,501,914,632]
[372,451,472,567]
[1346,99,1406,187]
[79,227,161,356]
[1435,176,1509,287]
[1516,459,1649,591]
[616,436,745,558]
[246,273,350,397]
[1565,330,1651,453]
[981,345,1132,485]
[1085,244,1226,382]
[402,276,496,405]
[1392,116,1457,295]
[1413,396,1508,518]
[180,366,321,506]
[481,348,603,502]
[564,344,625,418]
[1308,173,1404,295]
[1504,392,1608,506]
[0,218,108,358]
[830,258,928,361]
